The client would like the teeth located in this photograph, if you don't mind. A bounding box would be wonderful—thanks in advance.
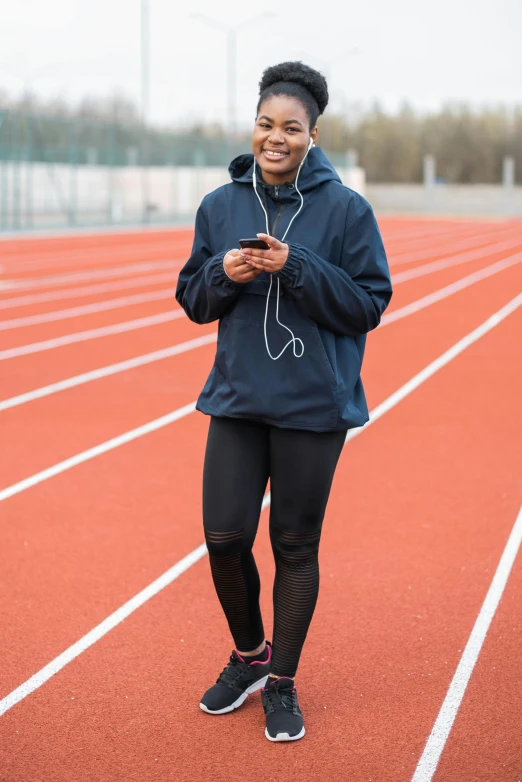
[265,150,286,157]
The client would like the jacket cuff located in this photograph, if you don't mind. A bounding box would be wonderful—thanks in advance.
[212,254,241,289]
[276,243,303,286]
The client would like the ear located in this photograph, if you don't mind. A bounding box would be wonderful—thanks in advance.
[310,126,319,147]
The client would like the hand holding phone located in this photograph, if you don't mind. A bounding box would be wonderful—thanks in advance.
[238,233,289,274]
[223,249,263,284]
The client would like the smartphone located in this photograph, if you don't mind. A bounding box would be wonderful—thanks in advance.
[239,238,270,250]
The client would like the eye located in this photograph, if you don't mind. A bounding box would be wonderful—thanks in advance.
[259,123,271,129]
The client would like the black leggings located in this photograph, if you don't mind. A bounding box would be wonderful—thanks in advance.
[203,416,346,678]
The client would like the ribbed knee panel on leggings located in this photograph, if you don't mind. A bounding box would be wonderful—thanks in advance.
[270,527,322,678]
[204,528,265,652]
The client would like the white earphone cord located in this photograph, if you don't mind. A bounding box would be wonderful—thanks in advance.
[252,138,313,361]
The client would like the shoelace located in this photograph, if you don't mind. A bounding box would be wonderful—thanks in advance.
[262,684,297,713]
[216,654,247,687]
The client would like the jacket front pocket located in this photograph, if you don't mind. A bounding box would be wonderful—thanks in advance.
[217,316,339,429]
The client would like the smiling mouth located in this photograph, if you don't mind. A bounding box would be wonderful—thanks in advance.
[262,149,289,160]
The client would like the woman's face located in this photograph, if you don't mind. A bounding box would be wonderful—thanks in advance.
[252,94,318,185]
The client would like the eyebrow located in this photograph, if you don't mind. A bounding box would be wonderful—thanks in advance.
[258,115,304,127]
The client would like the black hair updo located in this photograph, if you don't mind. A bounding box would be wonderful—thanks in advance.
[257,61,329,128]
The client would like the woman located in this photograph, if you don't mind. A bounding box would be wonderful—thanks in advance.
[176,61,392,742]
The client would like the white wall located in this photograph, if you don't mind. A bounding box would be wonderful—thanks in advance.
[1,162,520,231]
[366,183,522,217]
[0,162,365,228]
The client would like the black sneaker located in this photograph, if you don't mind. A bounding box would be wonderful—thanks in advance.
[261,677,305,742]
[200,643,271,715]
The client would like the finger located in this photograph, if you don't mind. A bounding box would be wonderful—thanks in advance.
[257,233,282,250]
[225,249,241,264]
[241,263,264,275]
[236,262,259,274]
[228,254,248,268]
[242,248,268,260]
[243,259,265,269]
[248,258,279,269]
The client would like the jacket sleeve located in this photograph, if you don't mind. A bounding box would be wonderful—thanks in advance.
[175,200,242,324]
[276,202,393,337]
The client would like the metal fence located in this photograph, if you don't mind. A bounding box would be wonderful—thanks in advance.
[1,110,520,232]
[0,112,227,229]
[0,110,354,230]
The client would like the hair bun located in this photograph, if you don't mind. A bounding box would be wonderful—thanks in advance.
[259,61,329,116]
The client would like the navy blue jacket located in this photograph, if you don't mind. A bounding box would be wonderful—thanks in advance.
[176,147,392,432]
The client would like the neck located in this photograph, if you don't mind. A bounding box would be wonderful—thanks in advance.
[259,166,299,186]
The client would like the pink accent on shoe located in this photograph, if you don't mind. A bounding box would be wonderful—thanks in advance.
[234,650,246,664]
[250,643,272,666]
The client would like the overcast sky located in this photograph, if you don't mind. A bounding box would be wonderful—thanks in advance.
[2,0,521,127]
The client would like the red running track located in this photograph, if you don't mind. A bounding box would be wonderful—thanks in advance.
[0,218,521,781]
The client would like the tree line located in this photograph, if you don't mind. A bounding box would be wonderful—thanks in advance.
[319,103,521,184]
[1,92,520,183]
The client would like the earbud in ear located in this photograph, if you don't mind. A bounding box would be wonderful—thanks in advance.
[308,138,314,150]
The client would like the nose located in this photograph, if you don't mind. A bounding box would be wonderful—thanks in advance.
[267,127,285,144]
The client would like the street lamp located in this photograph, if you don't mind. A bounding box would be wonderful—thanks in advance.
[141,0,151,222]
[190,12,276,136]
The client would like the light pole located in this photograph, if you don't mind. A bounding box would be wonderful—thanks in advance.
[190,13,275,137]
[141,0,150,222]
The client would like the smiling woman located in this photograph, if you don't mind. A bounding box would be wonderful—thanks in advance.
[253,61,328,184]
[176,60,392,744]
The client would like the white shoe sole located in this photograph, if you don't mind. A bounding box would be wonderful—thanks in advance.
[199,675,269,715]
[265,726,306,742]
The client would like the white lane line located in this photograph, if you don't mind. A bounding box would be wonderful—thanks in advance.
[411,504,522,782]
[360,293,522,434]
[392,248,522,284]
[0,402,197,504]
[0,310,186,361]
[389,236,522,269]
[0,271,180,310]
[0,542,209,717]
[2,248,516,332]
[393,239,522,283]
[1,254,519,405]
[2,230,517,301]
[0,288,177,330]
[0,238,188,271]
[3,246,519,360]
[382,255,522,325]
[0,293,520,717]
[389,230,521,266]
[383,224,492,247]
[0,333,217,411]
[2,259,180,292]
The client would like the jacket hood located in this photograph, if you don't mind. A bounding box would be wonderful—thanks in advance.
[228,146,342,194]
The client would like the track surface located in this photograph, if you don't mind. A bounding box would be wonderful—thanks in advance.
[1,217,521,781]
